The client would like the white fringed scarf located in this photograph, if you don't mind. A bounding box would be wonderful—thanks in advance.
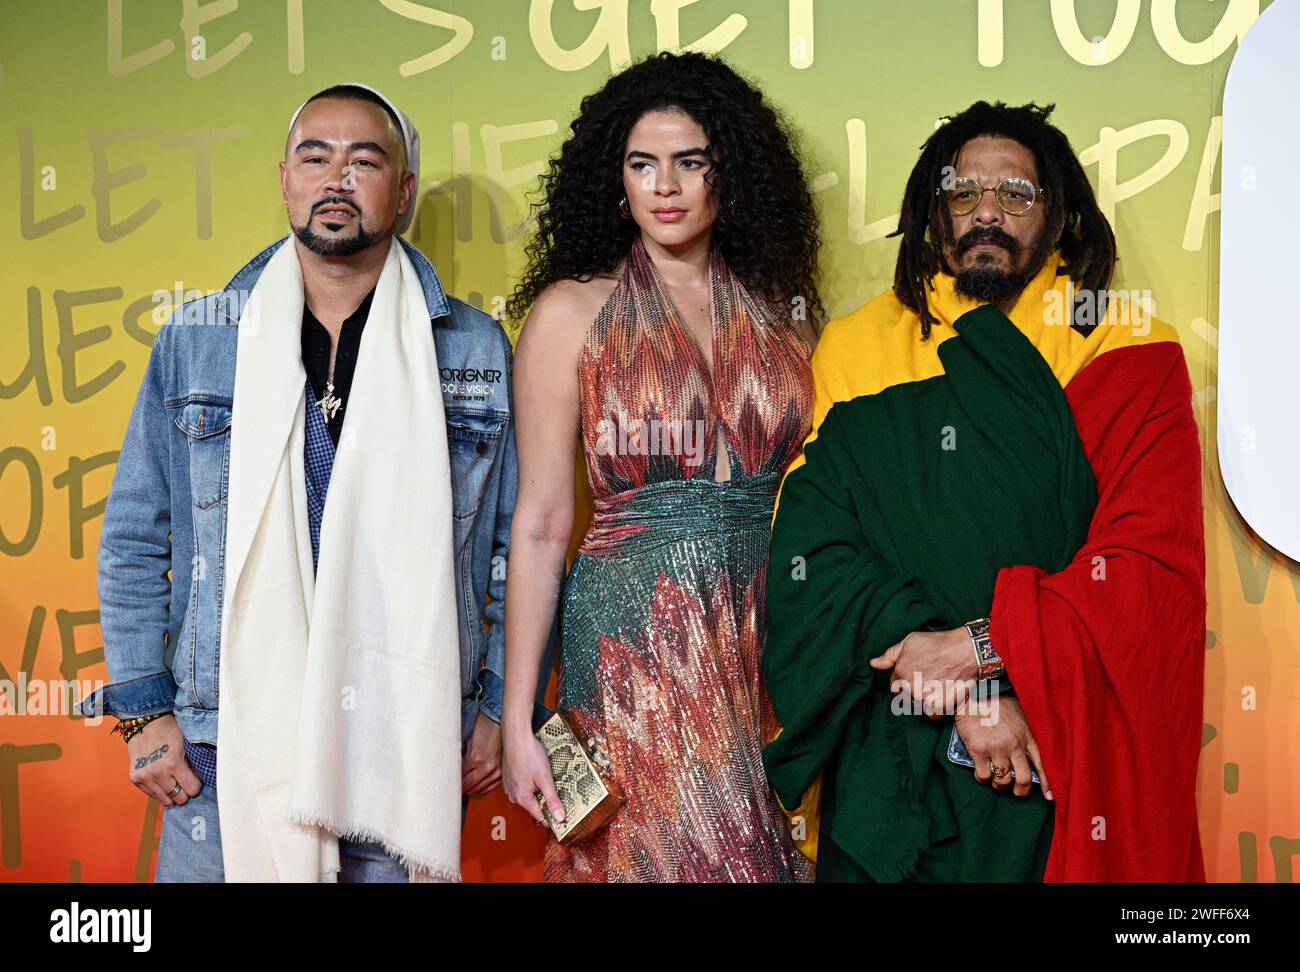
[216,236,462,882]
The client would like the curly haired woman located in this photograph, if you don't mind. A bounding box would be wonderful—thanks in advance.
[500,51,823,883]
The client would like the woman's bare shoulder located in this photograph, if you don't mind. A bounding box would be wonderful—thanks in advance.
[535,272,620,316]
[521,271,623,346]
[792,315,820,353]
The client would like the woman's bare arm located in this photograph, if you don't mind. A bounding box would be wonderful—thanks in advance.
[501,277,613,822]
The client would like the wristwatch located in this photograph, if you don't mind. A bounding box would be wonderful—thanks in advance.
[965,617,1004,681]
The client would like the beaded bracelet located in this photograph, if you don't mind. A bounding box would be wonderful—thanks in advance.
[111,714,162,744]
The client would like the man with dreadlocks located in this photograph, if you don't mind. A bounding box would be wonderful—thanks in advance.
[761,101,1205,882]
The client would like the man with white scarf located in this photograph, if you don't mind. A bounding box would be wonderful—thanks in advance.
[83,84,542,882]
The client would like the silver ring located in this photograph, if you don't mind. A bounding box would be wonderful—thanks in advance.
[167,782,182,796]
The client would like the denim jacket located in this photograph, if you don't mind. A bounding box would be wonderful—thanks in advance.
[80,236,552,744]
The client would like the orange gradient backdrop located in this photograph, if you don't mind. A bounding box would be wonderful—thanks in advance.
[1,0,1296,882]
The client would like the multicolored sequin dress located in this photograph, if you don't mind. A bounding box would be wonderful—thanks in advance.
[546,235,815,882]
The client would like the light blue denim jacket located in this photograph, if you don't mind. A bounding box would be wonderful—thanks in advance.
[79,236,552,744]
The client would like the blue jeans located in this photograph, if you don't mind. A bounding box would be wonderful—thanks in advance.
[155,781,420,883]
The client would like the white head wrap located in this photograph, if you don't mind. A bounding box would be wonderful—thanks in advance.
[288,82,420,234]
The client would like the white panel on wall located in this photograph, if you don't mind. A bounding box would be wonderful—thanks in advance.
[1219,0,1300,562]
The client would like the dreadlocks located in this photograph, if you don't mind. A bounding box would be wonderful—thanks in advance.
[890,101,1116,340]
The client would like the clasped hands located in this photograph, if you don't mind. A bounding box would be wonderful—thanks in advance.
[870,629,1053,799]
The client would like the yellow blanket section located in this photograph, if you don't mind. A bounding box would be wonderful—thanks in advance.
[770,725,822,862]
[780,252,1178,498]
[769,254,1180,865]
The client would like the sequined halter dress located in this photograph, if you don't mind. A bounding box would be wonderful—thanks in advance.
[546,236,815,882]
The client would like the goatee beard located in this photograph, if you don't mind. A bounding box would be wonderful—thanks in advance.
[951,225,1032,304]
[954,264,1023,304]
[293,220,387,257]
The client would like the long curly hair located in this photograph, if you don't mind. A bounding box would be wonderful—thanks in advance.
[505,51,824,328]
[890,100,1117,340]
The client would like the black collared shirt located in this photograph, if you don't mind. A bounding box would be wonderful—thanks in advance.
[301,287,376,447]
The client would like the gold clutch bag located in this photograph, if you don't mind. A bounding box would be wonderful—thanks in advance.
[534,711,624,845]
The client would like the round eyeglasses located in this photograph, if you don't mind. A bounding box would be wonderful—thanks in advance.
[940,177,1046,216]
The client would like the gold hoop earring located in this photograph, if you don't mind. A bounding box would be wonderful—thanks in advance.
[618,196,631,219]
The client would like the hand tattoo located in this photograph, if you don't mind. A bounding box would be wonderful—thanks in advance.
[134,743,169,770]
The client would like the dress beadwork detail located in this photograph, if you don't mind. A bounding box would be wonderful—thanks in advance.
[547,236,815,882]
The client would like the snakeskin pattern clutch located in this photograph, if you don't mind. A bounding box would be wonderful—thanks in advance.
[534,711,624,845]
